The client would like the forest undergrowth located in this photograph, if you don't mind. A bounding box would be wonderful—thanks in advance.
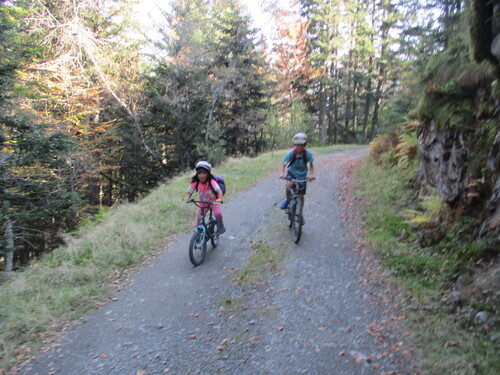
[353,140,499,375]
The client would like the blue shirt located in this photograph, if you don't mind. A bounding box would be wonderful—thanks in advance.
[283,149,314,179]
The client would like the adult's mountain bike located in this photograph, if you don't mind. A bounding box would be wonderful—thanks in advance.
[280,177,314,244]
[186,199,222,266]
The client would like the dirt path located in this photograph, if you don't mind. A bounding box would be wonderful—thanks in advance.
[22,149,417,375]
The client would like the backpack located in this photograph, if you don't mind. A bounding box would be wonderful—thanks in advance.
[288,147,308,167]
[212,175,226,195]
[195,175,226,196]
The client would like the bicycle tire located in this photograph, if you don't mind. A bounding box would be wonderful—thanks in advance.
[288,200,295,229]
[189,229,206,266]
[209,220,219,248]
[292,198,303,243]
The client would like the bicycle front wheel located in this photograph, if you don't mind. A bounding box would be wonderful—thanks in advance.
[288,201,295,229]
[291,198,303,244]
[209,220,219,248]
[189,229,207,266]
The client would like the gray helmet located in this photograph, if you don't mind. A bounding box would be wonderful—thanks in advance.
[293,133,307,145]
[195,161,212,172]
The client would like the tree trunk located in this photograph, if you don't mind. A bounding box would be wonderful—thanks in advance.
[370,77,383,140]
[327,88,334,144]
[319,81,327,144]
[333,70,340,144]
[5,218,14,274]
[370,8,388,141]
[344,52,352,143]
[352,78,358,143]
[362,56,373,144]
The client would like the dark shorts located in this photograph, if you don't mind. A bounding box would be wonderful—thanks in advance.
[287,172,307,195]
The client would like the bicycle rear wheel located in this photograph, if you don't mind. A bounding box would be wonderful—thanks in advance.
[291,198,303,243]
[189,229,207,266]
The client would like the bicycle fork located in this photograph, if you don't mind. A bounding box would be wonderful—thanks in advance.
[195,225,207,242]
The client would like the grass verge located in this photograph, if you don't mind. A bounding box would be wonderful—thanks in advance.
[354,157,499,375]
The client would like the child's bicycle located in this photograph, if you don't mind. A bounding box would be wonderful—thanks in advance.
[280,177,314,244]
[186,199,222,266]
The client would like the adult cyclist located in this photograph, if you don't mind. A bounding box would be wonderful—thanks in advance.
[279,133,315,223]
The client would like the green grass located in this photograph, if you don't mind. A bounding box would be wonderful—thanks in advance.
[232,242,285,285]
[0,145,354,370]
[354,157,499,375]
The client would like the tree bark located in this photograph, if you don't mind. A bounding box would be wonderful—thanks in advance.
[5,218,14,274]
[362,56,373,144]
[319,81,327,144]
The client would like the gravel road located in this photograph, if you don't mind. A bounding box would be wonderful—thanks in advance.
[22,149,417,375]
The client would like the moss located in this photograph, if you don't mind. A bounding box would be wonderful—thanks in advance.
[418,95,476,130]
[468,0,496,66]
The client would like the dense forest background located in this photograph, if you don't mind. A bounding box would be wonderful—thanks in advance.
[0,0,498,272]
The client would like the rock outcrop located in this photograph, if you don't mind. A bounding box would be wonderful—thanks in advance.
[417,1,500,242]
[479,132,500,239]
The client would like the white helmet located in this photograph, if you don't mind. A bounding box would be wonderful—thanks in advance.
[195,161,212,172]
[293,132,307,145]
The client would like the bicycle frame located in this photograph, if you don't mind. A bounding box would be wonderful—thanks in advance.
[187,199,221,266]
[287,178,308,204]
[280,177,312,244]
[189,199,215,233]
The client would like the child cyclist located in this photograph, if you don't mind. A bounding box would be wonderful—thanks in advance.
[183,161,226,234]
[279,133,315,223]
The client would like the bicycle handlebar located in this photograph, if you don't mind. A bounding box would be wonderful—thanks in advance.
[279,176,315,182]
[186,199,223,208]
